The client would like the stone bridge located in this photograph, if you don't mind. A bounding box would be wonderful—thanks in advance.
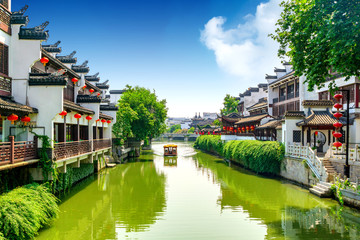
[155,133,199,141]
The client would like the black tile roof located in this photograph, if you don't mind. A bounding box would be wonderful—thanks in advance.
[100,105,118,111]
[11,5,29,25]
[109,90,126,94]
[19,21,49,40]
[99,112,113,120]
[41,50,80,79]
[0,96,38,114]
[56,51,77,64]
[42,41,61,53]
[29,74,67,86]
[274,68,286,72]
[85,72,100,82]
[77,95,101,103]
[63,100,94,115]
[296,110,347,127]
[72,61,90,73]
[96,80,109,89]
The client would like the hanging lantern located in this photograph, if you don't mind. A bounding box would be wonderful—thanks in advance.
[333,112,343,119]
[195,132,198,135]
[71,78,79,84]
[333,122,342,128]
[246,126,250,131]
[213,131,215,135]
[250,125,255,131]
[89,89,95,94]
[208,132,210,135]
[82,85,87,89]
[101,119,106,123]
[242,127,245,131]
[334,103,343,110]
[107,120,111,124]
[223,126,226,130]
[74,113,82,119]
[314,131,318,136]
[59,110,67,118]
[234,129,237,133]
[40,57,49,66]
[230,127,233,131]
[334,94,343,101]
[7,114,18,124]
[333,142,342,148]
[333,132,343,139]
[96,119,100,122]
[97,93,101,97]
[21,116,31,126]
[86,116,92,121]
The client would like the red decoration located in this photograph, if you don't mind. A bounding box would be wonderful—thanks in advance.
[86,116,92,121]
[21,116,31,126]
[59,110,67,118]
[246,126,249,131]
[208,132,210,135]
[7,114,18,124]
[223,126,226,130]
[314,131,318,136]
[96,119,100,122]
[82,85,87,89]
[89,89,94,94]
[226,126,230,131]
[334,103,343,109]
[334,94,343,101]
[333,132,343,139]
[40,57,49,66]
[333,112,343,119]
[101,119,106,123]
[333,122,342,128]
[195,132,198,135]
[71,78,79,84]
[74,113,82,119]
[242,127,245,131]
[107,120,111,124]
[250,125,255,131]
[333,142,342,148]
[97,93,101,96]
[213,131,215,135]
[230,127,233,131]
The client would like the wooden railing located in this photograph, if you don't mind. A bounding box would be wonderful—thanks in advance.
[286,144,327,181]
[93,138,111,151]
[0,136,38,166]
[54,140,92,161]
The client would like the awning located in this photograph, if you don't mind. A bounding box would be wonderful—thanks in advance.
[0,97,38,114]
[296,109,347,127]
[257,120,281,129]
[63,100,95,115]
[235,113,269,125]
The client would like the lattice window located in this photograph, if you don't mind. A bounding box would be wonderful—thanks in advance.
[293,130,301,143]
[63,79,74,102]
[0,43,8,76]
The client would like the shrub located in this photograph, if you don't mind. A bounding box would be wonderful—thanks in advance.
[55,163,94,193]
[0,183,59,239]
[194,136,285,175]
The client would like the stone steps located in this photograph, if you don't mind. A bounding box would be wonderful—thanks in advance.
[309,181,333,198]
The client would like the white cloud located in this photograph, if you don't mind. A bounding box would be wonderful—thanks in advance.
[201,0,283,87]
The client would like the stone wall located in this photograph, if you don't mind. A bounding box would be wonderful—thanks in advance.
[280,157,319,187]
[330,159,360,182]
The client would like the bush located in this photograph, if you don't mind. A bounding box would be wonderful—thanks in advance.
[0,183,59,239]
[55,163,94,192]
[194,136,285,175]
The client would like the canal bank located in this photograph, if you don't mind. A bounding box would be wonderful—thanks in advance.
[33,141,360,239]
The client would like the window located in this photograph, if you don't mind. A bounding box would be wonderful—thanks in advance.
[0,42,8,76]
[63,79,74,102]
[293,130,301,143]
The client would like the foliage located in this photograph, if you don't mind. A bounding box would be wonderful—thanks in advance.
[113,85,168,141]
[213,119,221,126]
[168,124,181,133]
[188,127,195,134]
[271,0,360,91]
[55,164,94,193]
[0,168,32,194]
[221,94,239,115]
[0,183,59,240]
[194,136,285,175]
[331,176,360,206]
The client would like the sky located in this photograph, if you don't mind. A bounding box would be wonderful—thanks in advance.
[13,0,284,118]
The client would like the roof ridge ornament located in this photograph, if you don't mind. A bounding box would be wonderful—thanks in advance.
[80,60,88,67]
[13,5,29,15]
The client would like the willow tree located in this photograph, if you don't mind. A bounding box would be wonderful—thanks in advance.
[221,94,239,115]
[113,86,168,142]
[271,0,360,91]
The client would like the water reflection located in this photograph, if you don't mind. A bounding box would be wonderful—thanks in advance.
[164,157,177,167]
[195,152,360,239]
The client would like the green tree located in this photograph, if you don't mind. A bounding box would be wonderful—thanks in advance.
[113,86,168,141]
[188,127,195,133]
[168,124,181,133]
[271,0,360,91]
[213,119,221,127]
[221,94,239,115]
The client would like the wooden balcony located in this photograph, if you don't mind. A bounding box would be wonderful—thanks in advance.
[0,136,38,166]
[53,138,111,161]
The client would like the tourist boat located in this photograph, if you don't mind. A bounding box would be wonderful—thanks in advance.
[164,144,177,156]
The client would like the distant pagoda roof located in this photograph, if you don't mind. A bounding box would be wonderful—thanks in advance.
[100,104,118,111]
[85,72,100,82]
[96,80,109,89]
[19,21,49,40]
[11,5,29,25]
[72,60,90,73]
[56,51,77,64]
[109,90,126,94]
[42,41,62,53]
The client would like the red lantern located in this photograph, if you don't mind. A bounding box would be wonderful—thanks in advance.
[334,94,343,101]
[101,119,106,123]
[107,120,111,124]
[246,126,250,131]
[89,89,94,94]
[97,93,101,96]
[40,57,49,66]
[82,85,86,89]
[230,127,233,131]
[86,116,92,121]
[333,112,343,119]
[334,103,343,109]
[333,132,343,139]
[213,131,215,135]
[74,113,82,119]
[96,119,100,122]
[208,132,210,135]
[21,116,31,126]
[226,126,230,131]
[314,131,318,136]
[59,110,67,118]
[242,127,245,131]
[333,142,342,148]
[7,114,18,124]
[71,78,79,84]
[195,132,198,135]
[333,122,343,128]
[250,125,255,131]
[223,126,226,130]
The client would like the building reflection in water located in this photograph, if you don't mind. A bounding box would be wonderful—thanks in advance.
[164,157,177,167]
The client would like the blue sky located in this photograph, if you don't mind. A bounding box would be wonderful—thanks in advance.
[13,0,283,118]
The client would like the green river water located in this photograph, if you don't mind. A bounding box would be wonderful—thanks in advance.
[36,141,360,239]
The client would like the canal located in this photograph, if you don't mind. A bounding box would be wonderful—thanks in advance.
[37,141,360,239]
